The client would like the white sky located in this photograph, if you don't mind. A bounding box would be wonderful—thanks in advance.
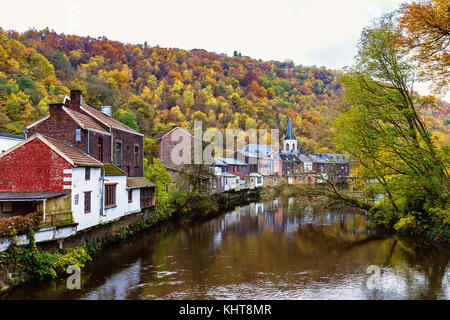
[1,0,448,100]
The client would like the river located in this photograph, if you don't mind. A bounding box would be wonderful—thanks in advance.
[3,197,450,299]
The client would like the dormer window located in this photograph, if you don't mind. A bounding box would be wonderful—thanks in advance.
[76,129,81,142]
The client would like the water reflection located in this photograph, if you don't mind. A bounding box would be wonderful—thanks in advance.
[3,198,450,300]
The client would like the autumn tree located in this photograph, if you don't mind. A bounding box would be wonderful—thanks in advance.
[398,0,450,94]
[334,13,450,241]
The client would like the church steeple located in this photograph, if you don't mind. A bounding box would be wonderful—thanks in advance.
[283,118,297,153]
[284,118,296,141]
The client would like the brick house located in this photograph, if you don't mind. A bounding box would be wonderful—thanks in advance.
[0,134,154,231]
[275,152,302,175]
[159,126,195,170]
[214,157,249,180]
[26,90,144,177]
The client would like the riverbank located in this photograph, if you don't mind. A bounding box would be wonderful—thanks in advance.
[0,187,262,295]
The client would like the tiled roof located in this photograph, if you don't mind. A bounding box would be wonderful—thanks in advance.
[220,172,238,177]
[298,154,314,163]
[317,153,350,163]
[64,107,110,135]
[243,144,275,154]
[81,104,143,136]
[103,163,127,176]
[215,157,249,166]
[276,152,301,162]
[126,177,155,189]
[42,135,103,167]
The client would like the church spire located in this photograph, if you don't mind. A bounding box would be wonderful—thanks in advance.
[283,117,298,153]
[284,117,296,141]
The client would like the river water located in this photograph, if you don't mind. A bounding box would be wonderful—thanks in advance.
[3,198,450,300]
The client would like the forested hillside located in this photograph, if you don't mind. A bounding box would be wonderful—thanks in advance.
[0,28,447,158]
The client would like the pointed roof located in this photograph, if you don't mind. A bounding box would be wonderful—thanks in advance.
[80,104,144,136]
[284,118,296,141]
[26,105,110,136]
[0,134,103,167]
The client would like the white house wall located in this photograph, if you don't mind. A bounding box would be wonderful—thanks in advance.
[71,167,102,231]
[102,175,141,223]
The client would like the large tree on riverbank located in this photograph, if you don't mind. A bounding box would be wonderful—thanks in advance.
[333,13,450,241]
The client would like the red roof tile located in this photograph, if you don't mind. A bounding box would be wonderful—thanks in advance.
[80,104,143,135]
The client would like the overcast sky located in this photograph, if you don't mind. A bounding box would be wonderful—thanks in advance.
[1,0,448,100]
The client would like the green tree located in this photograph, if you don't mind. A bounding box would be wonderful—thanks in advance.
[333,13,450,241]
[143,158,173,218]
[116,109,139,131]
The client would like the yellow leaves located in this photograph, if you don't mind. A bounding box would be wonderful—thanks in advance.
[169,70,183,81]
[183,89,195,108]
[98,65,133,89]
[80,55,105,74]
[431,131,445,143]
[141,86,155,103]
[172,79,183,92]
[229,92,241,106]
[169,105,185,122]
[111,65,133,89]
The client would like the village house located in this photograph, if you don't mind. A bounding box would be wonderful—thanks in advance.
[159,126,195,171]
[0,134,155,233]
[261,173,279,186]
[0,133,25,154]
[241,144,275,175]
[230,150,258,174]
[313,153,350,183]
[214,157,249,180]
[158,118,351,191]
[245,173,264,189]
[26,90,144,177]
[218,172,240,192]
[276,152,302,175]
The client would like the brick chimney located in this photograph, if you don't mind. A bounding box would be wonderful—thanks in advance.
[66,89,82,111]
[49,103,64,116]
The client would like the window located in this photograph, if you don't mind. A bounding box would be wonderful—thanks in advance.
[84,191,91,213]
[2,202,12,213]
[74,194,79,205]
[140,187,154,208]
[134,146,140,167]
[128,189,133,203]
[105,184,117,207]
[85,167,90,180]
[115,141,122,166]
[76,129,81,142]
[98,137,104,162]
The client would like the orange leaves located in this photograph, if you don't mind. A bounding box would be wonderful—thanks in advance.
[247,81,267,99]
[398,0,450,93]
